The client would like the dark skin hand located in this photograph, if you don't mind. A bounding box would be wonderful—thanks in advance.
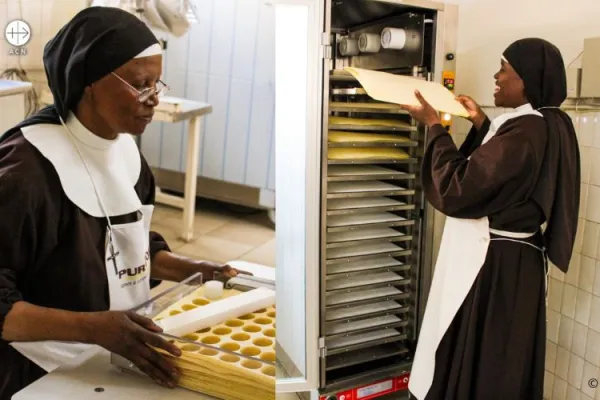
[2,303,182,388]
[87,310,182,388]
[151,251,253,283]
[401,90,443,128]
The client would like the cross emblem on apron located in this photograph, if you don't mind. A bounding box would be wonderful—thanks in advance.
[107,238,120,275]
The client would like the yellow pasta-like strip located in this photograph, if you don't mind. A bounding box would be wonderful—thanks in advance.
[328,147,410,160]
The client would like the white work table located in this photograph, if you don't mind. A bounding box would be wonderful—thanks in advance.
[13,350,217,400]
[150,97,213,243]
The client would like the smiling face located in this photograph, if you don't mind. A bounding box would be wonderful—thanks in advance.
[80,55,163,137]
[493,59,528,108]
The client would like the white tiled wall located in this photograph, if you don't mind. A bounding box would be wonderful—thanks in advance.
[452,108,600,400]
[544,111,600,400]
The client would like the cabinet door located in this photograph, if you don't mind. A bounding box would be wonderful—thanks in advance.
[271,0,323,394]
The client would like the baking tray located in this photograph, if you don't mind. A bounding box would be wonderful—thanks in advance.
[325,342,410,371]
[326,227,412,248]
[325,314,408,338]
[326,256,409,276]
[327,181,413,199]
[328,116,415,132]
[329,102,409,115]
[326,212,414,232]
[326,286,409,308]
[328,133,417,148]
[112,273,276,400]
[328,156,418,165]
[325,300,408,322]
[327,197,415,216]
[327,165,416,181]
[325,328,407,354]
[326,241,409,260]
[325,271,410,292]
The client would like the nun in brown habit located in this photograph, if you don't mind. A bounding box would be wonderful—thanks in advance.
[0,7,248,399]
[402,38,580,399]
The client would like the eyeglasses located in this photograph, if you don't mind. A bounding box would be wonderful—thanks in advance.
[111,72,169,103]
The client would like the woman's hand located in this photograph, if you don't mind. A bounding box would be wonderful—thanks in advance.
[401,90,442,128]
[200,261,253,282]
[456,95,486,130]
[86,310,182,388]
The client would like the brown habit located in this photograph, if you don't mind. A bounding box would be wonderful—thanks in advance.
[419,113,578,400]
[414,38,580,400]
[0,131,169,399]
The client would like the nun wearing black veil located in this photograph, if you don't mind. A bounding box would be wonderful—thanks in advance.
[0,7,246,398]
[401,38,580,399]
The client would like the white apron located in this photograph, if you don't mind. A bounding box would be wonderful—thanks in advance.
[408,104,545,399]
[10,114,153,372]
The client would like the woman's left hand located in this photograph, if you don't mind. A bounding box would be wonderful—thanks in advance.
[402,90,442,128]
[201,261,253,281]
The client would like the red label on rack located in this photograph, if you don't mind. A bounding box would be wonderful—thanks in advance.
[319,373,410,400]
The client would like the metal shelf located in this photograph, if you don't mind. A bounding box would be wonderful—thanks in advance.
[327,197,415,216]
[326,256,410,276]
[326,342,410,372]
[329,102,409,115]
[326,300,409,322]
[326,329,407,355]
[326,286,409,308]
[326,212,414,231]
[329,116,416,132]
[328,165,416,181]
[326,271,409,292]
[327,181,413,199]
[326,315,409,339]
[327,227,412,247]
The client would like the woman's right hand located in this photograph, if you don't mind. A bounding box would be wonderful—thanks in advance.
[456,95,486,130]
[86,310,182,388]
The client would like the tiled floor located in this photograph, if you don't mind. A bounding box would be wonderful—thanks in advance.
[150,199,275,292]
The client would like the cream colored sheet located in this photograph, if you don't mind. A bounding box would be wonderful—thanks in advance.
[329,116,412,129]
[344,67,469,117]
[328,147,410,160]
[328,131,411,144]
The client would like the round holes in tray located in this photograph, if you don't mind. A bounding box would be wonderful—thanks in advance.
[220,342,241,352]
[231,333,251,342]
[201,336,220,345]
[253,338,273,348]
[220,354,241,363]
[260,352,275,363]
[241,360,262,370]
[199,348,219,356]
[192,298,210,306]
[213,327,233,336]
[243,325,261,333]
[261,366,276,377]
[254,317,272,325]
[240,347,261,357]
[225,319,244,327]
[263,329,275,338]
[181,344,201,352]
